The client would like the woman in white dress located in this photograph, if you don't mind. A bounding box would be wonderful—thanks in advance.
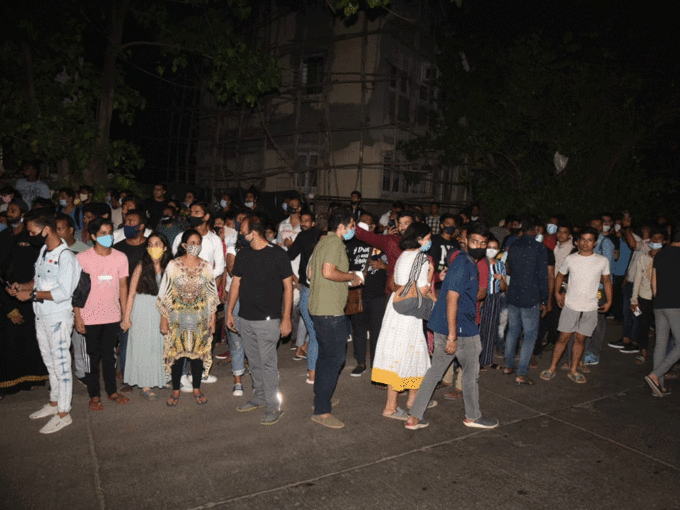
[372,222,435,420]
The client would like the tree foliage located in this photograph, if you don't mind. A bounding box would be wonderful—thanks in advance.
[402,26,680,223]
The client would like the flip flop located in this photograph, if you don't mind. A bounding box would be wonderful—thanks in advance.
[443,390,463,401]
[645,375,664,397]
[567,372,587,384]
[502,367,514,375]
[107,394,130,404]
[515,377,535,386]
[140,389,158,401]
[405,419,429,430]
[194,393,208,405]
[383,407,409,421]
[166,395,179,407]
[540,369,556,381]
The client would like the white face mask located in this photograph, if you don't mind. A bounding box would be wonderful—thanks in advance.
[546,223,558,235]
[614,224,622,232]
[486,248,499,259]
[535,234,544,243]
[602,225,611,232]
[244,201,254,209]
[79,193,89,202]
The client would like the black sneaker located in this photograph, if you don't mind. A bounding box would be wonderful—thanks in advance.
[621,343,640,354]
[351,365,366,377]
[608,339,626,349]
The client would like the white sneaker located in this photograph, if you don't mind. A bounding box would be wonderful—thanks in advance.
[30,404,58,420]
[39,414,73,434]
[232,383,244,397]
[201,374,217,383]
[180,374,193,393]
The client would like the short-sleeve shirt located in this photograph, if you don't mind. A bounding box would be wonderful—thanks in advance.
[428,251,479,337]
[77,248,129,325]
[232,243,293,321]
[308,234,350,316]
[559,252,610,312]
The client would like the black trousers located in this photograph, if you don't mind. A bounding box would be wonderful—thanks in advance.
[84,322,120,398]
[635,298,654,350]
[171,358,203,390]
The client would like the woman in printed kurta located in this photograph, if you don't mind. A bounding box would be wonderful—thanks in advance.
[158,230,217,406]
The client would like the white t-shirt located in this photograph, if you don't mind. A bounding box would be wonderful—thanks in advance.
[560,252,610,312]
[171,229,225,279]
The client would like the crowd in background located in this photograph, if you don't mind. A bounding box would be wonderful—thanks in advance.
[1,160,679,434]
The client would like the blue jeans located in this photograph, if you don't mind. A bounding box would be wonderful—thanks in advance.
[504,303,540,376]
[298,285,319,371]
[227,300,245,377]
[311,315,350,415]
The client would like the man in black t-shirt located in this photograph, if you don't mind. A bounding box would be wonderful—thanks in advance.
[227,217,293,425]
[345,217,372,376]
[429,213,459,293]
[645,232,680,397]
[144,183,169,230]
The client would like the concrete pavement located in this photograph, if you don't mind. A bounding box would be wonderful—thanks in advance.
[1,323,679,510]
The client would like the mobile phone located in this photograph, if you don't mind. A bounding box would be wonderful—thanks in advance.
[388,219,396,227]
[633,308,642,317]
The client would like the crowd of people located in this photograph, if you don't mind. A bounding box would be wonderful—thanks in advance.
[1,160,679,435]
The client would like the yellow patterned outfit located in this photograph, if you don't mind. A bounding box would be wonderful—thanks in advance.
[157,257,218,376]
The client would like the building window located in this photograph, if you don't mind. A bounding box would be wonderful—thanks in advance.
[382,152,431,196]
[302,55,324,95]
[420,64,439,106]
[296,152,318,192]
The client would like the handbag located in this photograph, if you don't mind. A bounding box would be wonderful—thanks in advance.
[392,252,435,321]
[345,287,363,315]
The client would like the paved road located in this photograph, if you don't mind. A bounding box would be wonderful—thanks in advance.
[2,323,679,510]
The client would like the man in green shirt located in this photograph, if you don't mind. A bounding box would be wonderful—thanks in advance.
[308,208,362,429]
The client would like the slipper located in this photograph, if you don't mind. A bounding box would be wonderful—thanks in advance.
[443,390,463,401]
[635,355,645,365]
[107,394,130,404]
[293,354,307,361]
[311,414,344,429]
[383,407,409,421]
[140,389,158,401]
[89,398,104,412]
[645,375,664,397]
[194,393,208,405]
[540,369,556,381]
[502,367,514,375]
[306,378,314,385]
[405,419,429,430]
[166,395,179,407]
[515,377,535,386]
[567,372,587,384]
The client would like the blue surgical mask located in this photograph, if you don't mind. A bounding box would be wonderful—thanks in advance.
[282,203,288,211]
[650,242,663,250]
[420,240,432,252]
[238,233,251,248]
[220,199,228,208]
[59,199,68,207]
[535,234,544,243]
[96,234,114,248]
[343,228,355,241]
[546,223,558,235]
[0,223,6,233]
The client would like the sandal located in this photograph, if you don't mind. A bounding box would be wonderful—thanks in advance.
[502,367,514,375]
[382,407,409,421]
[515,377,535,386]
[166,395,180,407]
[140,389,158,401]
[107,393,130,404]
[443,390,463,401]
[567,372,587,384]
[635,355,645,365]
[540,369,556,381]
[560,362,570,371]
[194,393,208,405]
[89,398,104,412]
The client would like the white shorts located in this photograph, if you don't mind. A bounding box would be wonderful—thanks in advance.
[558,306,598,337]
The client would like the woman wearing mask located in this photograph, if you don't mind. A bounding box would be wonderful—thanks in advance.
[479,237,507,369]
[371,223,434,420]
[121,233,172,400]
[159,230,218,406]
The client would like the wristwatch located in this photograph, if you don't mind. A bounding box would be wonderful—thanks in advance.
[30,289,39,302]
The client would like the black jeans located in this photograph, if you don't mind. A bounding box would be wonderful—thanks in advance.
[350,312,368,365]
[636,298,654,350]
[312,315,350,415]
[84,322,120,398]
[363,295,387,367]
[171,358,203,391]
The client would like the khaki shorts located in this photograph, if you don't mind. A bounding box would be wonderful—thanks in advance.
[558,306,598,336]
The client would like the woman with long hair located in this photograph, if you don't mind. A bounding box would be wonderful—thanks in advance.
[120,233,172,400]
[371,222,434,420]
[158,229,218,406]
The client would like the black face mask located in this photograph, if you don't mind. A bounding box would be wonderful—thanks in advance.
[351,200,359,206]
[238,233,251,248]
[28,232,46,248]
[468,247,486,260]
[444,226,456,235]
[187,216,203,228]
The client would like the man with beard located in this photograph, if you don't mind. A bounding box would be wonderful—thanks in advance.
[349,191,365,221]
[405,223,498,430]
